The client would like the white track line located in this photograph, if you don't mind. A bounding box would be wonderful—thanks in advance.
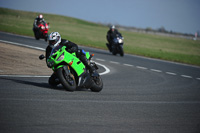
[150,69,162,73]
[181,75,192,79]
[110,61,119,64]
[136,66,147,70]
[166,72,177,75]
[123,64,134,67]
[0,75,50,78]
[95,62,110,75]
[95,58,105,61]
[0,40,45,51]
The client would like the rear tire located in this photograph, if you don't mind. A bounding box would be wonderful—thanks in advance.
[57,67,76,91]
[90,76,103,92]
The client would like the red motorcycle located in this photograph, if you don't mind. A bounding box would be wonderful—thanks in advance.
[33,22,49,41]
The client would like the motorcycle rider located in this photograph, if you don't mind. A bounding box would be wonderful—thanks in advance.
[106,25,122,52]
[46,32,96,78]
[33,14,46,36]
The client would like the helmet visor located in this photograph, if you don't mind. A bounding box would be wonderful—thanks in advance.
[49,40,56,45]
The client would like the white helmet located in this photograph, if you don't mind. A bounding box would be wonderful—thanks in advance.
[48,32,61,48]
[38,14,43,19]
[110,25,115,29]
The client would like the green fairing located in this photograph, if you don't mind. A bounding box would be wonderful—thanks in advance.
[85,52,90,59]
[47,46,86,76]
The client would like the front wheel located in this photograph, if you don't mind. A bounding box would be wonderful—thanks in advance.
[48,73,60,87]
[33,29,40,40]
[90,76,103,92]
[35,32,40,40]
[44,33,48,42]
[112,47,117,55]
[56,67,76,91]
[119,45,124,56]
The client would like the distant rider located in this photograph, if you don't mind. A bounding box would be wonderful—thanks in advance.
[33,14,46,35]
[46,32,96,75]
[106,25,122,51]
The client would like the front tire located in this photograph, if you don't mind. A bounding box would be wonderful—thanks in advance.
[44,33,48,42]
[35,32,40,40]
[119,45,124,56]
[57,67,76,91]
[48,73,60,87]
[112,48,117,55]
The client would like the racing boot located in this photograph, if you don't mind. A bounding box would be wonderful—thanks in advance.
[87,64,99,77]
[80,55,98,77]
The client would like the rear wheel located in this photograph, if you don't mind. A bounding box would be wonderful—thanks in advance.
[57,67,76,91]
[90,75,103,92]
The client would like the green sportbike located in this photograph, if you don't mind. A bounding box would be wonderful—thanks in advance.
[39,45,103,92]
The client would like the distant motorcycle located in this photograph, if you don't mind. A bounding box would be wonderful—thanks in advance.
[33,22,49,41]
[106,34,124,56]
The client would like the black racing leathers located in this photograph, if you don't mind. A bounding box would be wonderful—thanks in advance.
[33,17,46,29]
[106,29,122,44]
[45,39,78,62]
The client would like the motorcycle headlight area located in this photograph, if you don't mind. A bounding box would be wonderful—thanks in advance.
[118,39,123,43]
[47,61,54,68]
[41,26,45,29]
[113,38,118,43]
[57,53,64,61]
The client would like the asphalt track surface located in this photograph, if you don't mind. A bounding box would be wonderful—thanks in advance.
[0,32,200,133]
